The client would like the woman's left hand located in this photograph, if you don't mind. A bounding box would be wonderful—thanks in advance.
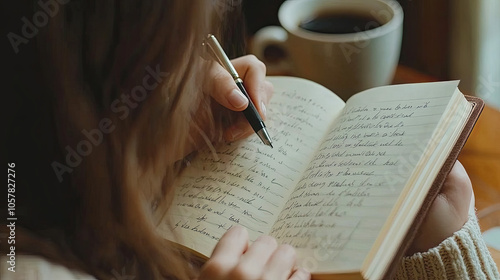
[203,55,274,142]
[406,160,474,255]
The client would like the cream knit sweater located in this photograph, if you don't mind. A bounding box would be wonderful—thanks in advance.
[1,216,499,279]
[395,215,500,279]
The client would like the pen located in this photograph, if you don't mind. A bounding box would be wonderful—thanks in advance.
[204,34,273,148]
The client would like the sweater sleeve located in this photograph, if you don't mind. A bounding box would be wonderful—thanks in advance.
[394,215,500,279]
[0,255,96,280]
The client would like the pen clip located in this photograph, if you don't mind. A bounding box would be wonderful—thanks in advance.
[201,37,218,62]
[203,34,240,80]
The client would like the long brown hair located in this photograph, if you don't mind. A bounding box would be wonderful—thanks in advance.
[4,0,245,279]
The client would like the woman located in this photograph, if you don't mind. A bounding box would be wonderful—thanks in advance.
[2,0,499,279]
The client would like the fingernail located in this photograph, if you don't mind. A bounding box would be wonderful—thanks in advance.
[228,89,248,109]
[260,101,267,119]
[295,267,311,279]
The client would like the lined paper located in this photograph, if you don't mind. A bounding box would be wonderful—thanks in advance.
[270,81,460,272]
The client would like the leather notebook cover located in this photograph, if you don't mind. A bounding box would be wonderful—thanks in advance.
[383,96,484,279]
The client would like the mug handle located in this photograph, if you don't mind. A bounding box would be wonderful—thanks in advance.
[250,26,294,75]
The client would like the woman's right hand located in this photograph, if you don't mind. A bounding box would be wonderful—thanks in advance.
[198,226,310,280]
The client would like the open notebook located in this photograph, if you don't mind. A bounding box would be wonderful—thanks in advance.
[160,77,483,279]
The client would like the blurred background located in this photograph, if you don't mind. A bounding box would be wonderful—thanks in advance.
[242,0,500,265]
[242,0,500,110]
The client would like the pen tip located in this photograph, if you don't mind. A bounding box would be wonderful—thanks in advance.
[256,128,273,148]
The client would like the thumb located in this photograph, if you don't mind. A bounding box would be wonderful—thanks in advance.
[441,160,473,220]
[204,62,249,111]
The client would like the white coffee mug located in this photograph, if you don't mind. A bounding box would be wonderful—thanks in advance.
[251,0,403,100]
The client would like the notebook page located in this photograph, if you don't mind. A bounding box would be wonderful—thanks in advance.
[269,81,461,273]
[160,77,344,257]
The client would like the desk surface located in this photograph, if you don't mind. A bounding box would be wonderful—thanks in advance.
[394,65,500,265]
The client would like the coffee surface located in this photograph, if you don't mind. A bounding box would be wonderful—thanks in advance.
[299,12,382,34]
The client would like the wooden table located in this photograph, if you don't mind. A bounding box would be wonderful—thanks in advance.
[394,65,500,266]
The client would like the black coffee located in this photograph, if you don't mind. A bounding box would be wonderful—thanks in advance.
[299,12,382,34]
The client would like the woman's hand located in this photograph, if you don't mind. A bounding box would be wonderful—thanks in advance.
[174,55,272,162]
[203,55,274,142]
[198,226,310,280]
[407,160,474,255]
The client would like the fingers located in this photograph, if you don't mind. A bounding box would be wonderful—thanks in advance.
[226,55,274,142]
[201,226,249,279]
[200,228,309,280]
[442,160,473,222]
[203,55,274,142]
[262,244,300,280]
[203,55,273,115]
[204,63,249,111]
[231,55,274,118]
[289,268,312,280]
[406,160,475,255]
[229,235,278,279]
